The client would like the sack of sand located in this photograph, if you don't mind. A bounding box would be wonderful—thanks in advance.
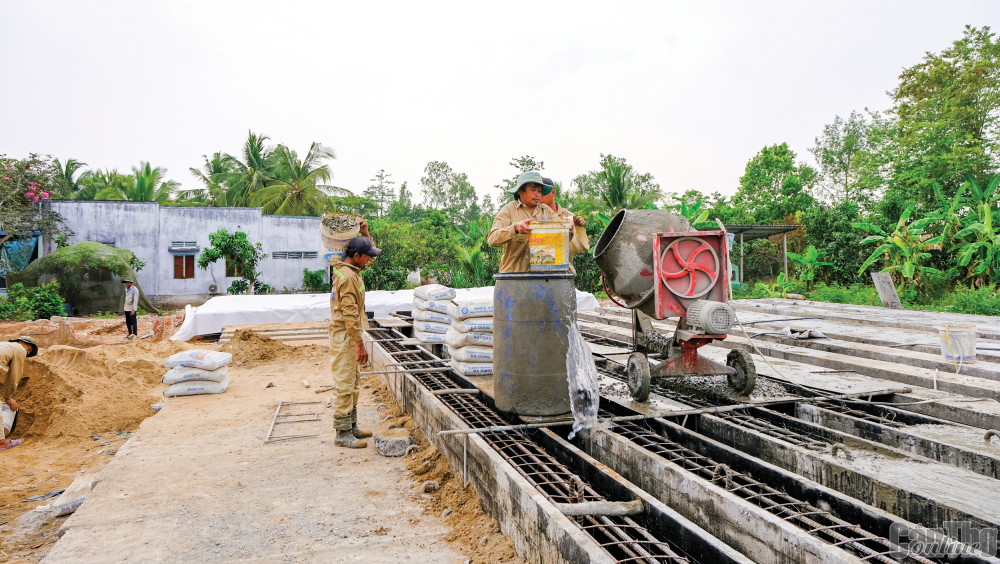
[162,365,228,385]
[163,375,231,397]
[163,350,233,371]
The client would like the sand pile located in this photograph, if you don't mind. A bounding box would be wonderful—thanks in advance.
[15,340,187,444]
[220,329,297,367]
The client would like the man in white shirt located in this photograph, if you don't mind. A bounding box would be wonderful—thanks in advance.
[122,278,139,340]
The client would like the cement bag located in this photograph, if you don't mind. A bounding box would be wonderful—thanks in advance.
[414,330,446,344]
[1,404,16,439]
[452,317,493,333]
[447,345,494,363]
[446,299,494,320]
[162,365,228,385]
[412,297,452,315]
[163,375,230,397]
[444,328,493,348]
[163,350,233,371]
[412,308,452,325]
[450,359,493,376]
[413,284,456,301]
[52,477,95,517]
[413,321,450,334]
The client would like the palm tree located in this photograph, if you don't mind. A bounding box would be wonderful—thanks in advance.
[183,152,236,206]
[222,131,276,207]
[52,158,88,199]
[595,155,662,212]
[95,162,176,203]
[251,142,349,215]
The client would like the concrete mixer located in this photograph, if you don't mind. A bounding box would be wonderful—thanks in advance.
[594,209,756,401]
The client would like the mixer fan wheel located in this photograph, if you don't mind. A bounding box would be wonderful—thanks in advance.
[627,352,651,402]
[726,349,757,396]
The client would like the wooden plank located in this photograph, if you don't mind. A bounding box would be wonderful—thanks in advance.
[870,272,903,309]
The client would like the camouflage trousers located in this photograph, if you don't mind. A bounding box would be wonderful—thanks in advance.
[329,333,360,430]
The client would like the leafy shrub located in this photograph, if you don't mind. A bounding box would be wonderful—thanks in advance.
[949,285,1000,316]
[807,282,880,306]
[90,311,119,319]
[302,269,331,293]
[732,282,775,300]
[0,281,64,320]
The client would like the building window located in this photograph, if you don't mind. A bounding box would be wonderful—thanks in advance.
[171,241,197,249]
[272,251,288,259]
[174,255,195,279]
[225,258,242,278]
[270,251,318,260]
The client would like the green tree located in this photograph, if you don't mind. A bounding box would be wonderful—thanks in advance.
[493,155,545,200]
[951,174,1000,287]
[363,169,396,217]
[853,204,943,299]
[733,143,817,224]
[786,245,833,290]
[52,158,89,199]
[573,154,662,214]
[809,111,873,205]
[184,152,236,206]
[197,229,270,295]
[889,25,1000,206]
[95,162,178,203]
[222,131,278,207]
[252,142,347,216]
[800,201,867,285]
[0,154,66,247]
[419,161,478,223]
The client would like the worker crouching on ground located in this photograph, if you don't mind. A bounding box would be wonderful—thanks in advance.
[0,337,38,451]
[329,235,382,448]
[488,170,571,273]
[122,278,139,340]
[539,177,589,272]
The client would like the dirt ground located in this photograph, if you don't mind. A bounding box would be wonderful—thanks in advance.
[0,316,524,563]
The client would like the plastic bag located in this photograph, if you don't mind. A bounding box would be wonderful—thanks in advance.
[452,317,493,333]
[450,359,493,376]
[1,404,16,439]
[446,299,494,320]
[163,350,233,371]
[447,345,494,363]
[413,284,457,301]
[162,365,228,385]
[163,375,230,397]
[412,309,452,324]
[414,330,446,344]
[412,321,450,334]
[444,328,493,348]
[412,297,452,315]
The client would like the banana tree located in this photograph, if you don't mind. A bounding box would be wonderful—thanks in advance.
[853,204,943,299]
[786,245,833,290]
[950,174,1000,287]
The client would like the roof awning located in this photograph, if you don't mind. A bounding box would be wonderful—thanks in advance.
[723,224,799,242]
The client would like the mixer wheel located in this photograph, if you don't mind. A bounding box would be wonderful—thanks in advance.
[627,352,651,402]
[726,349,757,396]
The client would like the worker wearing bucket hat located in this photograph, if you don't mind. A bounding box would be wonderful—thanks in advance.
[122,278,139,340]
[0,336,38,451]
[487,171,562,272]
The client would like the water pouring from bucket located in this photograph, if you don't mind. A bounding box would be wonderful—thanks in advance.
[566,324,599,439]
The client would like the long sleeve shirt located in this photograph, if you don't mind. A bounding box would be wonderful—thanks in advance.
[0,342,27,402]
[123,285,139,312]
[487,200,561,273]
[329,262,368,342]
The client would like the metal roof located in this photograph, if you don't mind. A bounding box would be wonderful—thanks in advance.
[724,224,799,242]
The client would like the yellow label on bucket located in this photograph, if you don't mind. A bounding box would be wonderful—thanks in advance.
[529,222,570,271]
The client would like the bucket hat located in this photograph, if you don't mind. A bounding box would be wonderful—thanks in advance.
[9,336,38,358]
[511,171,552,196]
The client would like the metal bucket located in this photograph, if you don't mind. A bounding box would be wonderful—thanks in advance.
[593,209,690,317]
[493,273,576,416]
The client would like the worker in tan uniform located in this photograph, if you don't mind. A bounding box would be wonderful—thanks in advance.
[0,337,38,451]
[329,236,382,448]
[539,177,589,272]
[488,170,572,273]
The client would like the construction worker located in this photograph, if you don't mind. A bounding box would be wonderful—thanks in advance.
[122,278,139,340]
[539,177,589,272]
[1,337,38,451]
[488,171,566,273]
[329,236,381,448]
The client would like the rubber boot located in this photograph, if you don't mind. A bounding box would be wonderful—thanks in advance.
[351,409,372,439]
[335,428,367,449]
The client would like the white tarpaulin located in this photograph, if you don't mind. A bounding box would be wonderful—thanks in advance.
[171,287,599,341]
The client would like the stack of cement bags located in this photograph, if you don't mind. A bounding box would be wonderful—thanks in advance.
[445,297,494,377]
[411,284,456,344]
[162,350,233,397]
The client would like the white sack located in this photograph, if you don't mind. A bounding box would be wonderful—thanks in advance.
[446,299,494,320]
[412,321,450,334]
[414,330,446,344]
[412,309,452,324]
[163,350,233,371]
[447,345,494,363]
[452,317,493,333]
[163,375,231,397]
[412,297,452,315]
[413,284,456,301]
[162,365,229,385]
[1,404,15,439]
[52,477,95,517]
[444,328,494,348]
[450,359,493,376]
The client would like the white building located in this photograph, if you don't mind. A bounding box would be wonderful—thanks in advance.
[45,201,327,308]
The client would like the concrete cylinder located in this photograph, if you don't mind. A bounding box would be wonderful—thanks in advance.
[493,273,576,416]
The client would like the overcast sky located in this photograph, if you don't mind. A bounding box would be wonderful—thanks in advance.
[1,1,997,203]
